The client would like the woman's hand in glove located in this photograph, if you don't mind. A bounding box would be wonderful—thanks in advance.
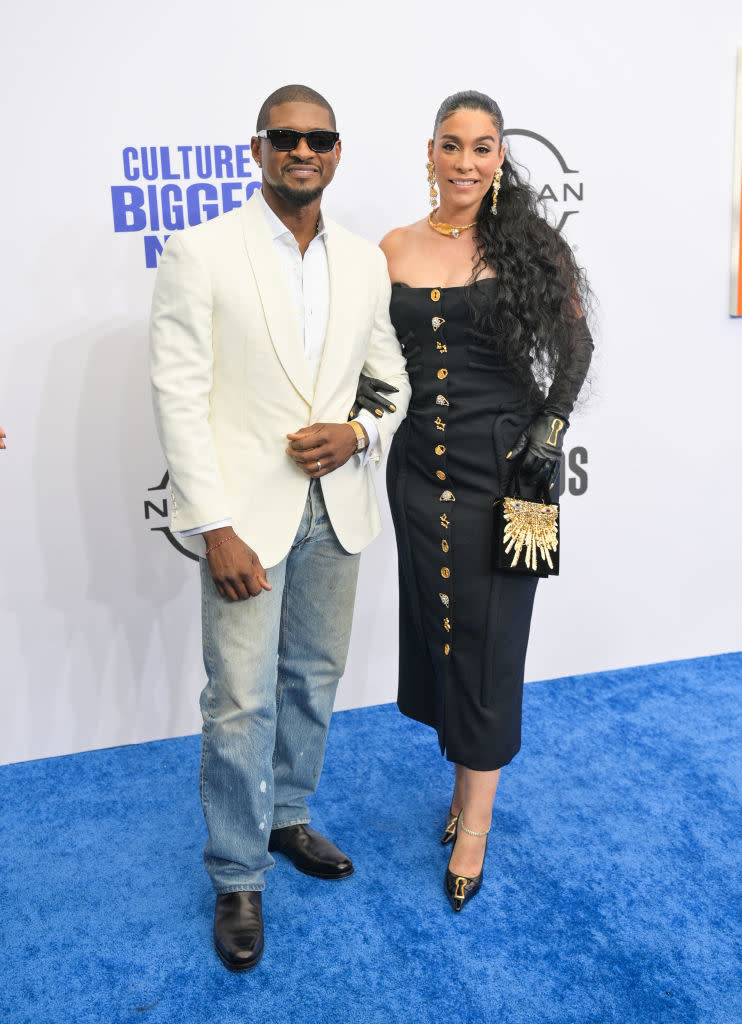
[507,411,568,489]
[348,374,399,421]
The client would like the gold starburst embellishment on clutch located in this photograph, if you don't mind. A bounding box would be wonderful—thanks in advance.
[502,498,559,571]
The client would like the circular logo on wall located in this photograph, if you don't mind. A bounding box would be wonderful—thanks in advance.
[503,129,584,232]
[144,470,199,562]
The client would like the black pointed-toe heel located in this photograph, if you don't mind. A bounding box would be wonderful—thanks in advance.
[441,808,459,846]
[444,811,489,913]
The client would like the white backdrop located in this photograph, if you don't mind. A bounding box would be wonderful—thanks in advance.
[1,1,741,765]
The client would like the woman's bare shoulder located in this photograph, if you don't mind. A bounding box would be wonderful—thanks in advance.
[380,218,428,256]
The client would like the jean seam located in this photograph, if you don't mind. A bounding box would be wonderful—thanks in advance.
[308,479,317,537]
[272,817,311,830]
[199,562,216,814]
[273,573,291,770]
[215,884,266,894]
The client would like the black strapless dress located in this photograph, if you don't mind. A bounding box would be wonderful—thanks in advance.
[387,282,544,771]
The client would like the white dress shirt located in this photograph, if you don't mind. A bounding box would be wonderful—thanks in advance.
[181,191,380,539]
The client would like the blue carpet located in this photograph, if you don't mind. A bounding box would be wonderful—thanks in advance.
[1,654,741,1024]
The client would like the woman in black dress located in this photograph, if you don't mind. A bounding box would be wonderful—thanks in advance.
[380,91,593,912]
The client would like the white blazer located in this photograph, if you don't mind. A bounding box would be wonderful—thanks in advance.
[149,195,411,567]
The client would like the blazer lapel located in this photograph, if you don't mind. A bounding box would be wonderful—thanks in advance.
[313,221,353,410]
[239,197,314,405]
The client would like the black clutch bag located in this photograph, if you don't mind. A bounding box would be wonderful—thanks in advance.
[492,471,560,577]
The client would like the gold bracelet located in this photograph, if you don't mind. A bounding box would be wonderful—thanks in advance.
[205,534,238,556]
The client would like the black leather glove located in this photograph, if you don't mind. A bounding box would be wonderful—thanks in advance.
[507,410,568,489]
[348,374,399,420]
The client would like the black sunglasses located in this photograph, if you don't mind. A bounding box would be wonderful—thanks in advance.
[256,128,340,153]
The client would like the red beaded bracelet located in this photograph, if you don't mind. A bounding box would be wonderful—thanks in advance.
[205,535,239,556]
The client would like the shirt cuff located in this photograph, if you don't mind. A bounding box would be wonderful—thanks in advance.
[180,519,232,537]
[354,411,380,466]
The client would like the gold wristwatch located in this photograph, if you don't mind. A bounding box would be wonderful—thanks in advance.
[348,420,368,451]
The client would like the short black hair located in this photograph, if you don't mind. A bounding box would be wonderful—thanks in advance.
[256,84,336,131]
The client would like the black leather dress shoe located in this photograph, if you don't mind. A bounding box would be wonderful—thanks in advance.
[213,891,264,971]
[268,823,354,879]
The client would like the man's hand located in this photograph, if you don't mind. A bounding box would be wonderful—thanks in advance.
[0,427,5,450]
[204,527,271,602]
[286,422,359,477]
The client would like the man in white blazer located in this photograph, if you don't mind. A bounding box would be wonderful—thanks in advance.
[149,85,410,971]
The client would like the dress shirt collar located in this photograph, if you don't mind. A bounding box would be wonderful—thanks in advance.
[256,188,327,243]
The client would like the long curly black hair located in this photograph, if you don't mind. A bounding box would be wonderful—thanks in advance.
[433,91,593,397]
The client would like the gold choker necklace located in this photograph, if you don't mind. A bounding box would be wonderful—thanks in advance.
[428,208,477,239]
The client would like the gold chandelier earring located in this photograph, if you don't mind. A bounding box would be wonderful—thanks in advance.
[491,167,503,215]
[427,159,438,208]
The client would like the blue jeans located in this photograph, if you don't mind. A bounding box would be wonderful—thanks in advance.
[198,480,361,893]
